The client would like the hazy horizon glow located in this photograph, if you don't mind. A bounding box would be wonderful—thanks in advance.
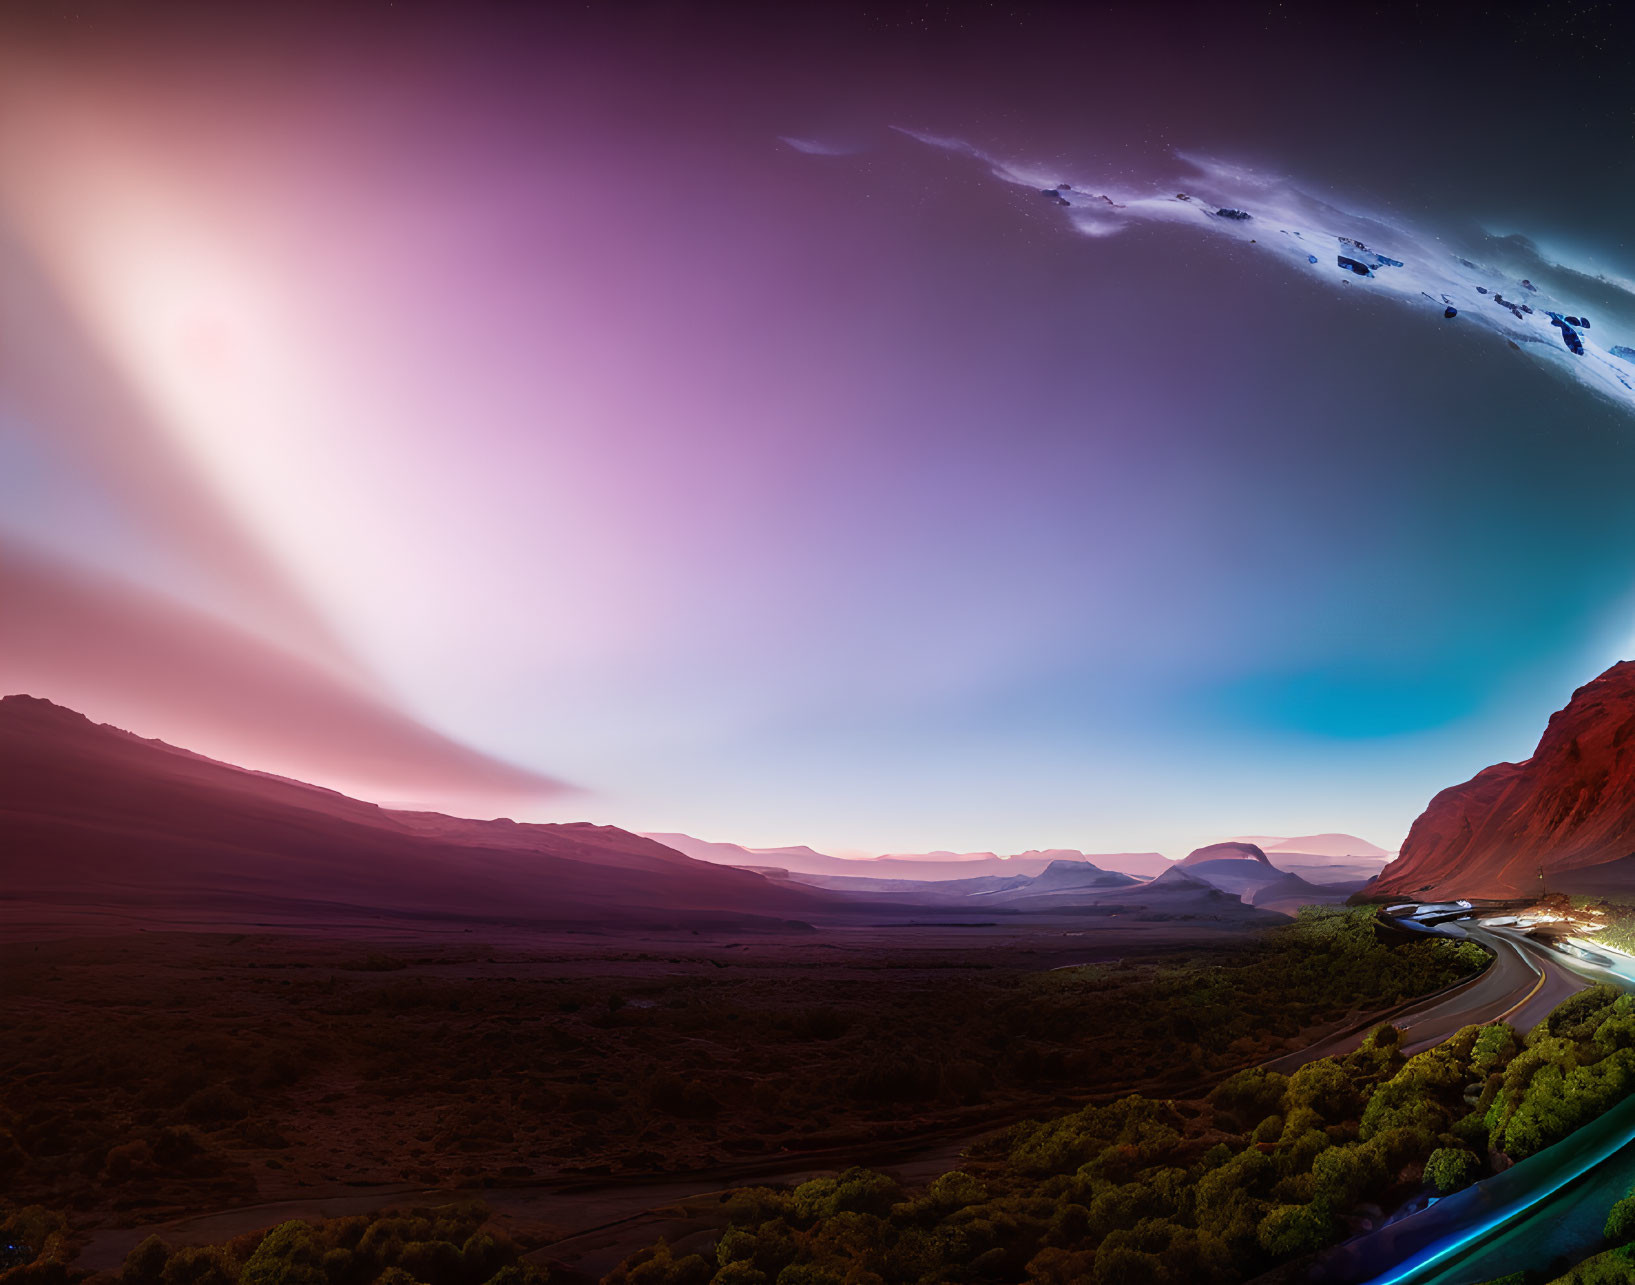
[4,4,1635,858]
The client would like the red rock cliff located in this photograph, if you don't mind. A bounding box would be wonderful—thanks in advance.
[1376,661,1635,898]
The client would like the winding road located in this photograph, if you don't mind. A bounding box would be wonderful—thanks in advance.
[1321,923,1635,1285]
[1264,924,1590,1075]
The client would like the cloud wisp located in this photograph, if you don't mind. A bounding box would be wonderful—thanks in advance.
[893,128,1635,414]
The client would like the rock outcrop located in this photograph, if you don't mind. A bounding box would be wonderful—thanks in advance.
[1375,662,1635,898]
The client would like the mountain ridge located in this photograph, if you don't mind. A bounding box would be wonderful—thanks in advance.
[642,832,1173,880]
[0,694,829,928]
[1375,661,1635,898]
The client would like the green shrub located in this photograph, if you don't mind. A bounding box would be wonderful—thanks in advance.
[1311,1145,1385,1208]
[709,1265,766,1285]
[1092,1244,1164,1284]
[789,1169,898,1223]
[1607,1192,1635,1244]
[1208,1067,1287,1132]
[123,1236,172,1285]
[1423,1147,1479,1195]
[926,1170,987,1210]
[241,1222,326,1285]
[160,1247,237,1285]
[1257,1202,1333,1257]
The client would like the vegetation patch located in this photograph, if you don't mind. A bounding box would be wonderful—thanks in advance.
[601,983,1635,1284]
[0,912,1484,1222]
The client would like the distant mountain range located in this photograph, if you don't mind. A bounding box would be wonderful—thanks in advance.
[1232,834,1392,858]
[1,691,1396,932]
[647,831,1391,885]
[642,834,1175,881]
[1376,661,1635,899]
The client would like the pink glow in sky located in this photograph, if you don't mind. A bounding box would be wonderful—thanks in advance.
[5,5,1634,856]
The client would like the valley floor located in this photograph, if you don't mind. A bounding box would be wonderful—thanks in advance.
[1,907,1485,1282]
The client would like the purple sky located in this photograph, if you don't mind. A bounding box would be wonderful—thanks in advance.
[3,2,1634,856]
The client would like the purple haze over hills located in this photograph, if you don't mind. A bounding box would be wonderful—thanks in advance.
[645,832,1387,883]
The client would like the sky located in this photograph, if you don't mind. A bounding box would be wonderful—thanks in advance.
[3,0,1635,857]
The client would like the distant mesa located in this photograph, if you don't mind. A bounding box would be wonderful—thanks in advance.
[1179,840,1271,867]
[1375,660,1635,899]
[1148,865,1205,887]
[1025,858,1138,889]
[1164,838,1379,907]
[1176,857,1286,900]
[1256,833,1391,859]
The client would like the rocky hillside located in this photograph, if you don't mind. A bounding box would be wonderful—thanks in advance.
[0,694,828,928]
[1375,661,1635,898]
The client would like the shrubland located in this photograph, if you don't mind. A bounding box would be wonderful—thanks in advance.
[603,983,1635,1284]
[49,983,1635,1285]
[0,908,1493,1285]
[0,911,1482,1223]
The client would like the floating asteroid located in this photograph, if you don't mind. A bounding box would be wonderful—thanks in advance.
[1215,207,1251,220]
[1337,255,1373,277]
[1521,279,1537,291]
[1307,254,1319,264]
[1548,313,1585,355]
[1340,236,1401,269]
[1444,307,1458,318]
